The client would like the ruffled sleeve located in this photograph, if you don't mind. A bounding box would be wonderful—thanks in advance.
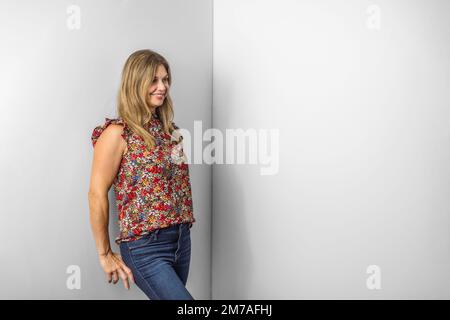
[171,121,179,130]
[170,121,184,143]
[91,117,130,147]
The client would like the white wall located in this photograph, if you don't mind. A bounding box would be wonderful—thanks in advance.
[0,0,212,299]
[2,0,450,300]
[212,0,450,299]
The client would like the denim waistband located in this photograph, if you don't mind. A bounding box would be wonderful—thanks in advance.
[156,222,189,234]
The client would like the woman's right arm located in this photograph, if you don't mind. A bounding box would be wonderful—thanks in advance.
[88,124,135,290]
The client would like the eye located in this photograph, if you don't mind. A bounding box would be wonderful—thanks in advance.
[152,78,169,83]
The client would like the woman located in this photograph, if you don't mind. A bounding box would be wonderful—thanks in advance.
[88,49,196,300]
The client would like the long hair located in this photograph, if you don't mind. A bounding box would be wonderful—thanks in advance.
[117,49,179,149]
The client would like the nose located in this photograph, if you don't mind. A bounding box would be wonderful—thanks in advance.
[157,79,167,91]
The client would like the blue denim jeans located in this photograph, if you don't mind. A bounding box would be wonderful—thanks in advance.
[119,222,194,300]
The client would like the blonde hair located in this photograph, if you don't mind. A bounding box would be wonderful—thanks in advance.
[117,49,180,149]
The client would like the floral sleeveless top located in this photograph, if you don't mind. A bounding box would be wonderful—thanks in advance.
[91,113,195,245]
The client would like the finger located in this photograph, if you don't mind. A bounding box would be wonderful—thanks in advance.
[112,271,119,284]
[117,255,135,284]
[106,272,112,283]
[121,264,135,284]
[117,268,130,290]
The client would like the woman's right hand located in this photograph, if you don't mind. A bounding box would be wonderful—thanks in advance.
[99,250,135,290]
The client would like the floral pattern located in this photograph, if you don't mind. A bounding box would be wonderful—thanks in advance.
[91,113,195,245]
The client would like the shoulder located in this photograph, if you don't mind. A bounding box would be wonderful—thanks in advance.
[91,118,130,148]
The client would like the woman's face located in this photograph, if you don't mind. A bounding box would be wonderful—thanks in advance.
[147,64,170,109]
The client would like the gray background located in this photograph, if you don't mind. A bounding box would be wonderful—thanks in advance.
[213,0,450,299]
[1,0,450,299]
[0,0,212,299]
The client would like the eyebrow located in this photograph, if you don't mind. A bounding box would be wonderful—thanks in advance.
[154,75,169,79]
